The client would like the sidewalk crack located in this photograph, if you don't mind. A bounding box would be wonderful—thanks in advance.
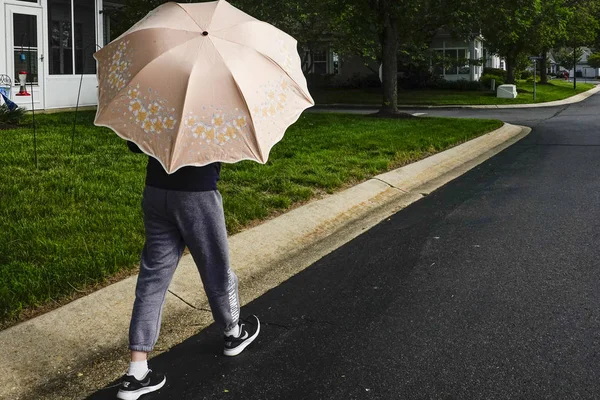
[168,290,211,312]
[372,177,409,193]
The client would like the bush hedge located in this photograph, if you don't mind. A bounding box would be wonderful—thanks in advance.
[483,68,507,80]
[0,104,27,127]
[480,74,505,89]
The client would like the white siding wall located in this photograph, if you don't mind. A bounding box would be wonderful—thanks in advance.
[45,75,98,109]
[569,66,599,78]
[1,0,102,110]
[430,37,473,81]
[0,1,6,80]
[42,0,102,109]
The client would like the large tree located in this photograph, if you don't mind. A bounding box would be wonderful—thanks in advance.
[562,0,600,88]
[477,0,542,84]
[110,0,170,39]
[530,0,571,83]
[231,0,340,74]
[554,47,584,72]
[332,0,455,115]
[587,52,600,69]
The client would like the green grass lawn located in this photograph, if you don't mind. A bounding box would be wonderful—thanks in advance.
[0,111,502,325]
[313,80,596,106]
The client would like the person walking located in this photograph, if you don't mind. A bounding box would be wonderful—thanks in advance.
[116,142,260,400]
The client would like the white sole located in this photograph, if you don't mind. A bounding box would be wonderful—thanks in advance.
[116,376,166,400]
[223,319,261,357]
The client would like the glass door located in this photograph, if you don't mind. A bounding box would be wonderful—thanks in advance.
[5,5,44,109]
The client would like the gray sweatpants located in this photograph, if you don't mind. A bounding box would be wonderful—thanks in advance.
[129,186,240,352]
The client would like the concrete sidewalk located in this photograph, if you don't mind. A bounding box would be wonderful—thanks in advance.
[0,123,531,400]
[315,83,600,110]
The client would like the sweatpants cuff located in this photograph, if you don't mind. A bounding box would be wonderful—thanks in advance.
[224,320,239,333]
[129,344,154,352]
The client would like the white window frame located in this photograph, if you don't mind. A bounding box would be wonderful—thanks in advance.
[431,47,470,77]
[46,0,99,76]
[311,50,328,75]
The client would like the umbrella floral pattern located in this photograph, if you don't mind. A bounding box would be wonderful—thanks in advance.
[94,0,313,173]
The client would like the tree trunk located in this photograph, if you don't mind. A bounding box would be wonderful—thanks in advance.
[380,13,399,114]
[505,54,516,84]
[540,51,548,84]
[370,4,413,118]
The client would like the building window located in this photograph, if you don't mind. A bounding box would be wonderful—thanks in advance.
[457,49,470,75]
[48,0,96,75]
[444,49,458,75]
[332,52,339,75]
[312,51,327,75]
[432,48,470,76]
[13,14,39,84]
[75,0,97,74]
[102,2,125,46]
[103,12,111,45]
[433,50,444,76]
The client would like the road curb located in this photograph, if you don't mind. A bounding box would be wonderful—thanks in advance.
[314,84,600,110]
[0,123,531,400]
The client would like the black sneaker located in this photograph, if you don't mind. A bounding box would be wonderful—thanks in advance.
[116,369,166,400]
[223,315,260,356]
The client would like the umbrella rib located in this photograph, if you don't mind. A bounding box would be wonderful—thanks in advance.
[209,29,313,104]
[174,2,206,31]
[169,38,208,172]
[96,34,201,120]
[207,40,264,162]
[228,72,264,162]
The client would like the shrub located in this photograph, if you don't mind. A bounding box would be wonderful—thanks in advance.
[348,73,382,89]
[483,67,507,80]
[429,79,481,91]
[316,73,382,90]
[480,74,505,89]
[398,68,438,89]
[306,73,335,89]
[520,70,533,80]
[0,104,26,126]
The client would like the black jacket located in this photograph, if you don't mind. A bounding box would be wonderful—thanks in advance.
[127,141,221,192]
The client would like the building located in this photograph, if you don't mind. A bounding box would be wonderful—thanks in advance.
[316,32,504,84]
[0,0,122,110]
[567,47,599,79]
[429,32,485,82]
[546,52,558,75]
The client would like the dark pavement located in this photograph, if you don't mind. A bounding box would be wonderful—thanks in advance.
[90,96,600,399]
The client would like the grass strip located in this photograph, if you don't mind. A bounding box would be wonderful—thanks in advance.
[313,80,595,106]
[0,111,502,324]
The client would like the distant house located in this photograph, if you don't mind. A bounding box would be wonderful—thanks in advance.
[567,47,599,78]
[301,49,340,75]
[546,52,559,75]
[429,32,485,82]
[307,31,504,84]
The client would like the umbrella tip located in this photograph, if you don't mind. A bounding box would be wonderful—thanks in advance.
[202,31,209,36]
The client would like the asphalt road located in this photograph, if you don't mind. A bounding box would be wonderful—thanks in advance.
[90,96,600,399]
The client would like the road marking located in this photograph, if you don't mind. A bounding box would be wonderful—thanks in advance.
[412,112,427,116]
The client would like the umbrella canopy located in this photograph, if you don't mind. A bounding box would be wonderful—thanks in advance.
[94,1,314,173]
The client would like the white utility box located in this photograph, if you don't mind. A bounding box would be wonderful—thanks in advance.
[497,84,518,99]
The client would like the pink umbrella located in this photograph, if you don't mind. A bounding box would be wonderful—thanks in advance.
[94,1,314,173]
